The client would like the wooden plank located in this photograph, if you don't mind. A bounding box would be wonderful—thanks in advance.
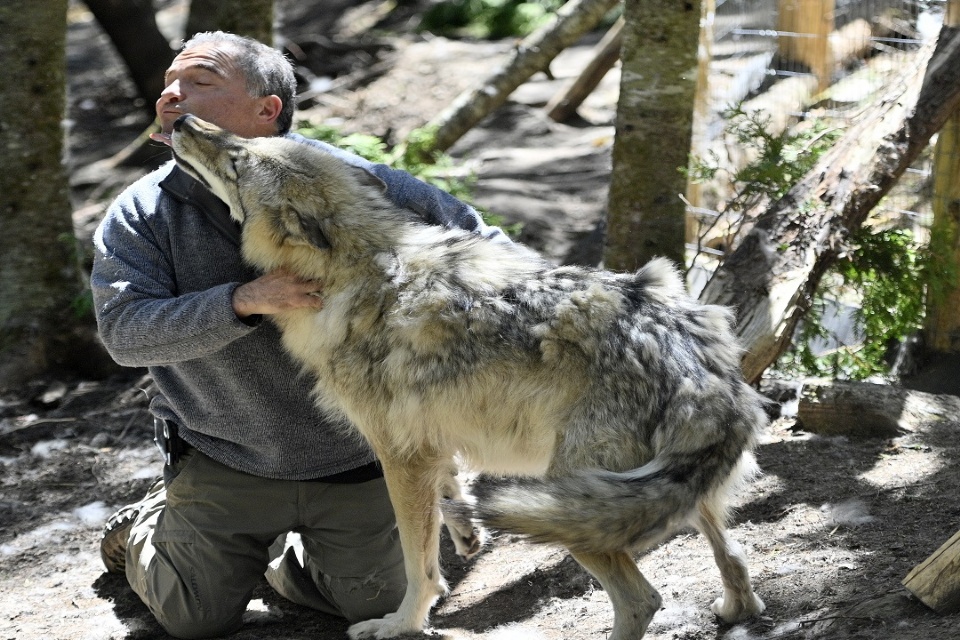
[904,528,960,614]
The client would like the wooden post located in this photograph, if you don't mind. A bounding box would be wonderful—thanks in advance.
[777,0,835,90]
[924,0,960,354]
[685,0,715,245]
[904,528,960,614]
[545,16,624,123]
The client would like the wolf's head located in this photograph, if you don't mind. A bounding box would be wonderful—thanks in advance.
[170,114,389,274]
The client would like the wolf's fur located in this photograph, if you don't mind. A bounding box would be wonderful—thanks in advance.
[171,115,767,640]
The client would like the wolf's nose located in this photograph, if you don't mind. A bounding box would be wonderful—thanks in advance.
[172,114,190,131]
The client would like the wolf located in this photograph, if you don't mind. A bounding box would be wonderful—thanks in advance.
[170,114,767,640]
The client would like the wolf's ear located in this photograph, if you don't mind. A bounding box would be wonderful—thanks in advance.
[351,167,388,193]
[295,211,331,249]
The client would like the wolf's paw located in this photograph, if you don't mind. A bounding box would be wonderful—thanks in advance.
[347,612,421,639]
[447,523,483,560]
[441,498,483,560]
[711,591,766,622]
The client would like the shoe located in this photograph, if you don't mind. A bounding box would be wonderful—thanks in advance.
[99,503,140,574]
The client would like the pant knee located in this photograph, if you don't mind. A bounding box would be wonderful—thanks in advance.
[156,608,244,640]
[331,573,406,623]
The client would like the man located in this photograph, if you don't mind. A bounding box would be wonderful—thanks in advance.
[91,31,501,639]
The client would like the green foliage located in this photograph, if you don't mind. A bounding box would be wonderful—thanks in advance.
[686,105,842,216]
[418,0,566,39]
[56,231,94,321]
[925,214,960,308]
[294,121,520,236]
[777,227,930,380]
[71,289,94,320]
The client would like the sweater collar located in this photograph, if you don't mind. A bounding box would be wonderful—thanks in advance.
[159,165,241,247]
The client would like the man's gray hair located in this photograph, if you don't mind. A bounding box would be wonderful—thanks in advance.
[182,31,297,134]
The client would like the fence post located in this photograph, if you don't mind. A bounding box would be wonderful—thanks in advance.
[776,0,835,90]
[924,0,960,353]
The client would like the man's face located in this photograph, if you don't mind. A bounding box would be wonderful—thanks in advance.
[155,42,279,139]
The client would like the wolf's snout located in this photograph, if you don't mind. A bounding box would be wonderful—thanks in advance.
[172,114,191,131]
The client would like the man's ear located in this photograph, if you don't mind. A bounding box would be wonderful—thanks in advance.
[257,95,284,128]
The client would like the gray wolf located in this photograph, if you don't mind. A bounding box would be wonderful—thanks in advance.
[170,114,767,640]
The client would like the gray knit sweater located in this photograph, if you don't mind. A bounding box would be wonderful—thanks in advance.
[91,134,503,480]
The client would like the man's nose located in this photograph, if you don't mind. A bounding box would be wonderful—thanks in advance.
[159,79,182,101]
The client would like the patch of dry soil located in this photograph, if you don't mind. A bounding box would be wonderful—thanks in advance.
[3,374,960,640]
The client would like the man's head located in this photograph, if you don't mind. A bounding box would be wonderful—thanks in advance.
[155,31,297,139]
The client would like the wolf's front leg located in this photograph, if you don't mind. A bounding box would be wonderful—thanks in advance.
[348,453,447,640]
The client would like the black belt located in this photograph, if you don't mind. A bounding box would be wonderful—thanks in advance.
[309,460,384,484]
[154,417,383,483]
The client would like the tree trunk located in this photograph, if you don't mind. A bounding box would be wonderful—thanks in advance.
[604,0,703,270]
[82,0,175,108]
[0,1,90,388]
[700,26,960,384]
[409,0,621,157]
[925,102,960,354]
[186,0,275,44]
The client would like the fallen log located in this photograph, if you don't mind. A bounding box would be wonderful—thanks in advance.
[796,379,960,437]
[699,25,960,384]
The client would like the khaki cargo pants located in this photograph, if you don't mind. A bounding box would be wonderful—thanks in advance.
[124,448,406,639]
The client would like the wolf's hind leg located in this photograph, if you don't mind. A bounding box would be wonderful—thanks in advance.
[694,499,765,622]
[571,550,661,640]
[439,464,481,559]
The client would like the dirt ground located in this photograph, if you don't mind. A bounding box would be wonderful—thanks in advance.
[3,2,960,639]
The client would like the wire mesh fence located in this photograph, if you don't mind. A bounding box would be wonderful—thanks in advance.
[688,0,952,264]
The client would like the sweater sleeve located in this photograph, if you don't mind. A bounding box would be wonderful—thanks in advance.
[90,175,256,367]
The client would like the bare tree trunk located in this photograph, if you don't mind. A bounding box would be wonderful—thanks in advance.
[0,0,99,388]
[604,0,703,270]
[410,0,621,157]
[82,0,175,108]
[700,26,960,384]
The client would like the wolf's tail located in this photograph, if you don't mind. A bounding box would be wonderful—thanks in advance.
[464,437,758,554]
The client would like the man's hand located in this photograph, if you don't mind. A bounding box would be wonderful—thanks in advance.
[232,270,324,318]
